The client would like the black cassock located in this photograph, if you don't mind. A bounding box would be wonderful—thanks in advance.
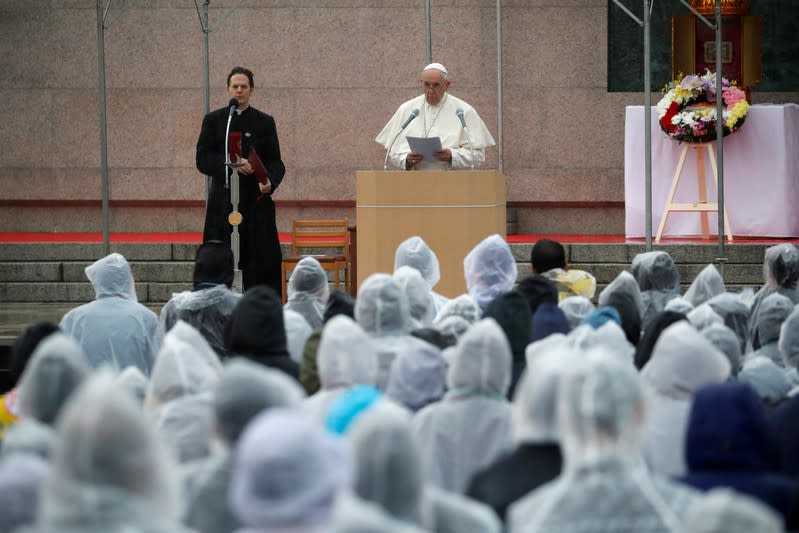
[196,105,285,293]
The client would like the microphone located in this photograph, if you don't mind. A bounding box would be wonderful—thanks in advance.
[456,108,475,170]
[228,98,239,117]
[400,108,420,129]
[224,99,240,186]
[384,109,420,170]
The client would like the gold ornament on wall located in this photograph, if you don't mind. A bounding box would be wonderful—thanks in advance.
[687,0,751,15]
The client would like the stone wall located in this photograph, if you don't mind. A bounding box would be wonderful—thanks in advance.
[0,0,795,234]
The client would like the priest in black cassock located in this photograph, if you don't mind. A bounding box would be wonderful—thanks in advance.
[196,66,286,293]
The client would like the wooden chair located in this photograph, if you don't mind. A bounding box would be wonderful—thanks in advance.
[281,219,351,303]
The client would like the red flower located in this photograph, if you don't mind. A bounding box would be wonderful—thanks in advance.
[660,101,680,133]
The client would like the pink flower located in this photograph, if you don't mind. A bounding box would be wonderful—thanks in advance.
[723,86,746,108]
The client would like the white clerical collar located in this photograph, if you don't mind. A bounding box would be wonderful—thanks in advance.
[235,105,249,115]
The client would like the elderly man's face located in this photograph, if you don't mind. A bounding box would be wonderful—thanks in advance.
[227,74,253,108]
[420,69,451,106]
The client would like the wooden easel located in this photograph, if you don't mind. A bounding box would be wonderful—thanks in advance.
[655,142,733,243]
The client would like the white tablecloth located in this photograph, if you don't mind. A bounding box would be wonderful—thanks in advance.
[624,104,799,238]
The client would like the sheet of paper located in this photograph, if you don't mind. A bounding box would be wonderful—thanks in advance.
[406,136,443,163]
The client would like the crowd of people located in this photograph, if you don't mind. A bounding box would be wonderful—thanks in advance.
[1,234,799,532]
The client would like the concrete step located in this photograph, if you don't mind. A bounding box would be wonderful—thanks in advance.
[0,282,192,303]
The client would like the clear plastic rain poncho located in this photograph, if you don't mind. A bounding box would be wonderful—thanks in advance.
[631,251,681,329]
[640,322,730,476]
[285,256,330,330]
[412,318,514,493]
[707,292,752,355]
[508,348,700,533]
[30,372,187,533]
[433,293,482,326]
[144,321,223,412]
[701,323,743,377]
[181,358,305,533]
[155,392,214,464]
[0,454,49,533]
[115,365,148,406]
[463,234,518,311]
[558,296,595,331]
[386,336,447,412]
[0,418,57,461]
[283,309,312,364]
[17,333,90,426]
[779,306,799,373]
[229,409,352,531]
[303,315,378,424]
[394,236,450,314]
[683,489,784,533]
[157,284,240,359]
[347,402,502,533]
[569,321,635,363]
[394,266,436,329]
[688,303,724,331]
[750,292,794,360]
[738,356,792,403]
[684,264,726,307]
[598,271,644,316]
[59,252,158,375]
[664,296,694,315]
[355,274,417,389]
[749,245,799,349]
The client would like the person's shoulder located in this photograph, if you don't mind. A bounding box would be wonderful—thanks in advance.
[446,93,475,111]
[205,106,229,119]
[248,106,275,121]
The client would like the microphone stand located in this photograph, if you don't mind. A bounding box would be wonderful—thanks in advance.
[224,110,245,292]
[384,129,405,171]
[458,112,475,170]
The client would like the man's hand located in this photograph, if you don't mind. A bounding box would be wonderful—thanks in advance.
[406,152,423,169]
[433,148,452,163]
[258,179,272,194]
[238,157,254,175]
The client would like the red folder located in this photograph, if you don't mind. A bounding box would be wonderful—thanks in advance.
[247,146,269,185]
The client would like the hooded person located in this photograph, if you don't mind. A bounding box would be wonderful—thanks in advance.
[59,253,158,374]
[749,292,794,361]
[433,293,482,326]
[600,288,643,347]
[386,336,447,412]
[229,409,353,533]
[640,322,731,476]
[483,291,532,399]
[224,285,299,379]
[631,251,681,330]
[633,310,686,370]
[701,323,743,377]
[299,288,356,395]
[507,347,700,533]
[569,319,635,364]
[558,296,595,331]
[145,321,223,413]
[354,274,416,390]
[750,244,799,348]
[683,489,784,533]
[155,392,215,465]
[0,454,49,533]
[0,417,57,462]
[463,234,518,311]
[302,316,379,424]
[467,342,579,521]
[684,263,726,307]
[394,266,436,329]
[0,321,59,440]
[16,333,91,428]
[182,359,305,533]
[678,382,799,528]
[412,319,514,494]
[394,236,450,315]
[18,372,191,533]
[707,292,752,355]
[284,256,330,330]
[598,270,644,328]
[156,241,240,358]
[347,402,502,533]
[738,356,792,404]
[530,304,570,343]
[779,306,799,384]
[664,296,694,315]
[115,365,148,406]
[283,309,312,364]
[687,303,725,331]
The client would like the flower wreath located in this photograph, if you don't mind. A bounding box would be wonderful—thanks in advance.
[656,70,749,143]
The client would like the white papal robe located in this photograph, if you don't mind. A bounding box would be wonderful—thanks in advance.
[376,93,496,171]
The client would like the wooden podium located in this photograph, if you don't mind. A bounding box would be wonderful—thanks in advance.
[356,170,506,298]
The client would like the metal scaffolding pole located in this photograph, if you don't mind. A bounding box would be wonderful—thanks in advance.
[496,0,504,175]
[96,0,110,255]
[611,0,652,250]
[425,0,432,64]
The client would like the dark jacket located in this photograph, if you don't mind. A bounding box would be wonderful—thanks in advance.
[223,285,298,379]
[483,291,532,399]
[466,442,562,522]
[679,382,799,528]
